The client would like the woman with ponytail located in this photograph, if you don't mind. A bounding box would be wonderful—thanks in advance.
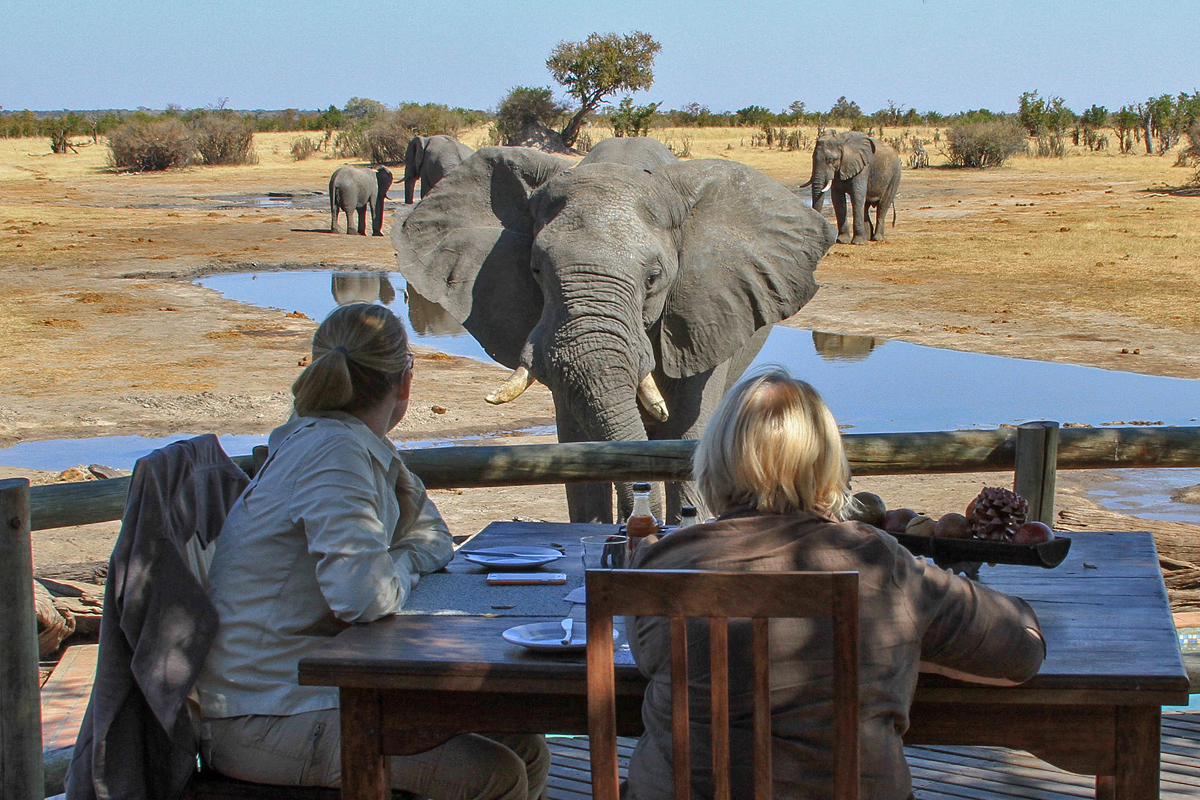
[195,303,550,800]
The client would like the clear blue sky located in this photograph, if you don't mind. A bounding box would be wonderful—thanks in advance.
[4,0,1198,115]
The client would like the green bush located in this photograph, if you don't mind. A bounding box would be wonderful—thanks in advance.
[945,119,1027,168]
[393,103,464,138]
[362,116,411,164]
[333,105,467,163]
[494,87,566,145]
[291,136,319,161]
[192,114,257,165]
[107,118,194,171]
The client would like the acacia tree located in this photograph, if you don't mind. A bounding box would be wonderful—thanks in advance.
[547,31,661,147]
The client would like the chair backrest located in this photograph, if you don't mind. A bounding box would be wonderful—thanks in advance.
[586,569,859,800]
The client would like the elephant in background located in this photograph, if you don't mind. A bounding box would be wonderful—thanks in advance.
[328,166,392,235]
[802,131,901,245]
[393,138,835,523]
[404,135,473,204]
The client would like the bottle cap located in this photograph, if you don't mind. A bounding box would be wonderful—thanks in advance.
[681,506,697,517]
[632,482,651,492]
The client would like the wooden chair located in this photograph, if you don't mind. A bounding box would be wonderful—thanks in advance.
[586,569,860,800]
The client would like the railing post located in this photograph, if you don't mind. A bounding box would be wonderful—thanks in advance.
[0,478,44,800]
[1014,421,1060,525]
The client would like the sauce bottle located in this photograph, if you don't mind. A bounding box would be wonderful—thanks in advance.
[624,482,659,549]
[677,506,699,529]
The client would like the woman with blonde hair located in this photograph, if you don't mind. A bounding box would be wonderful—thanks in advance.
[195,303,549,800]
[625,367,1044,800]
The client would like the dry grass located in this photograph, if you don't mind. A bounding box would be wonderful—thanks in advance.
[2,125,1198,344]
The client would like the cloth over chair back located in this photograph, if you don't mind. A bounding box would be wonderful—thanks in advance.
[586,569,860,800]
[66,435,249,800]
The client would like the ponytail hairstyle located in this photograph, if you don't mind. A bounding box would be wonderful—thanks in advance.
[694,367,852,520]
[292,303,412,416]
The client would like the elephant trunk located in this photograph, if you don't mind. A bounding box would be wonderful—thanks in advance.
[542,325,654,442]
[808,164,828,213]
[403,164,418,205]
[404,136,423,204]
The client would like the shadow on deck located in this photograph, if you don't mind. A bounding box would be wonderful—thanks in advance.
[546,709,1200,799]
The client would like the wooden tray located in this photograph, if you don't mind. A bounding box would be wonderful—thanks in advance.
[889,531,1072,569]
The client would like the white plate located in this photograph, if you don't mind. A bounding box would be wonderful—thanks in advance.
[461,546,564,569]
[502,621,619,652]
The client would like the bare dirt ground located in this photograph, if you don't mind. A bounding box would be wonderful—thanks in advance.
[3,128,1200,576]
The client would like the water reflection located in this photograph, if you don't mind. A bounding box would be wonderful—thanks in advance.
[811,331,878,362]
[331,271,396,306]
[406,285,467,336]
[195,269,1200,435]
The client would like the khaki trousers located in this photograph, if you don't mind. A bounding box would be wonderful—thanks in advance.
[201,710,550,800]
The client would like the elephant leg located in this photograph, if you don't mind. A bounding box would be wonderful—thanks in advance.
[343,208,354,235]
[355,206,368,235]
[331,208,339,233]
[851,177,870,245]
[831,191,852,244]
[556,405,614,523]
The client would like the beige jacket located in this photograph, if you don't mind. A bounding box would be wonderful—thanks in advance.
[196,413,453,718]
[626,509,1045,800]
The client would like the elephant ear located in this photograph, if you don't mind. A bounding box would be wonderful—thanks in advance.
[391,146,572,367]
[405,136,425,171]
[836,133,876,180]
[655,159,836,379]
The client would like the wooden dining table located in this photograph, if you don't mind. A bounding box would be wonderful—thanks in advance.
[298,522,1190,800]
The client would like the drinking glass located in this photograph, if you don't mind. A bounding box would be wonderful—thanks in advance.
[581,535,629,570]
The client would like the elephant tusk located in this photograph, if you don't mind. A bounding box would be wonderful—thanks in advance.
[486,367,534,405]
[637,373,670,422]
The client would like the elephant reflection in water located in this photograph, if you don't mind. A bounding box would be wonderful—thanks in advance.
[405,284,466,336]
[811,331,878,362]
[330,271,396,306]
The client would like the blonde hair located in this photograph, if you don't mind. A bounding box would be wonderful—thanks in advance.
[694,368,851,519]
[292,303,411,416]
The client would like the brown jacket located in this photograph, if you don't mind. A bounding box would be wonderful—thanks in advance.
[625,509,1045,800]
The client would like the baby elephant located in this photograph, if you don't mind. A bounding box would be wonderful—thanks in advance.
[328,165,393,235]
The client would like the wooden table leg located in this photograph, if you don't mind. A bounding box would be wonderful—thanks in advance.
[1112,706,1160,800]
[340,689,388,800]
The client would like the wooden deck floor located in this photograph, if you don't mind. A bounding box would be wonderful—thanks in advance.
[545,709,1200,799]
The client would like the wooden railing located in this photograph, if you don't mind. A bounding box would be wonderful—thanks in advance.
[25,423,1200,531]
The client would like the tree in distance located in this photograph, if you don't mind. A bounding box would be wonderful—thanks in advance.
[494,86,568,145]
[547,31,661,147]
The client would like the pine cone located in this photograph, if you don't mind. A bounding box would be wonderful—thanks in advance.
[966,487,1028,541]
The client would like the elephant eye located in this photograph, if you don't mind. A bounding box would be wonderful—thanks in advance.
[646,267,662,287]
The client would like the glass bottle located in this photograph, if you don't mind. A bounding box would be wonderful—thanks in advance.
[624,482,659,547]
[677,506,699,529]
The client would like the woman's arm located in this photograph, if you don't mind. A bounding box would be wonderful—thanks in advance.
[914,557,1047,685]
[389,465,454,579]
[291,441,412,623]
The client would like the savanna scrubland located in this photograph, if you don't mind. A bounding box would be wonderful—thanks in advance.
[2,124,1200,575]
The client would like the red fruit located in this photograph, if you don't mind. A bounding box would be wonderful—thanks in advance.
[1014,521,1054,545]
[934,513,972,539]
[883,508,918,533]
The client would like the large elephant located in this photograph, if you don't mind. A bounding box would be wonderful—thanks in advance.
[801,131,901,245]
[329,166,393,235]
[392,137,836,523]
[404,135,474,204]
